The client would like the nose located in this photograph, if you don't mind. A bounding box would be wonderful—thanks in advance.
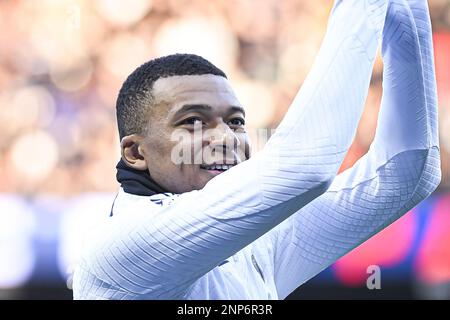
[206,123,240,148]
[203,123,241,164]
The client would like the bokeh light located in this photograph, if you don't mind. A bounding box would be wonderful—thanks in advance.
[50,55,93,92]
[0,86,56,140]
[0,195,36,289]
[100,32,151,80]
[94,0,153,27]
[415,194,450,284]
[333,211,418,286]
[153,16,238,73]
[10,130,59,183]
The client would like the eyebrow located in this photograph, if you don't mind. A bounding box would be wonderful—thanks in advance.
[171,104,246,119]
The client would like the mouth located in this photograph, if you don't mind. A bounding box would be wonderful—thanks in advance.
[199,163,236,175]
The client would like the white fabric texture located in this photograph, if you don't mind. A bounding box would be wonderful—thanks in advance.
[73,0,440,300]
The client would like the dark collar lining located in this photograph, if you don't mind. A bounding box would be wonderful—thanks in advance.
[116,159,169,196]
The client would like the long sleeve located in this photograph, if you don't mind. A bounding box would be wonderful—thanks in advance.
[268,0,441,300]
[73,0,389,299]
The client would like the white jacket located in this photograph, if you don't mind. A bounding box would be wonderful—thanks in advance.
[73,0,441,300]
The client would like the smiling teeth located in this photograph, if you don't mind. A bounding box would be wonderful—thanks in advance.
[201,164,234,171]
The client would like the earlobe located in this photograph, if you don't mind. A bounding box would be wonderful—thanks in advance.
[121,135,148,171]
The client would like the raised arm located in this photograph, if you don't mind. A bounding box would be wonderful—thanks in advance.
[73,0,388,299]
[268,0,441,299]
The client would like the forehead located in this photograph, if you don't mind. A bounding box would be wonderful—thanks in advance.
[152,74,242,112]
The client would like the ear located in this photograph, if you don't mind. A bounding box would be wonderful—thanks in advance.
[121,135,148,170]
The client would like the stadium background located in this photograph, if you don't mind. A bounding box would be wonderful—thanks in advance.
[0,0,449,299]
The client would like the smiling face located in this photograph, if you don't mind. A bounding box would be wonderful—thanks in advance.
[121,74,251,194]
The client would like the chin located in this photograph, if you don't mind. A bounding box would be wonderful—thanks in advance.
[171,181,206,194]
[172,175,216,194]
[193,177,212,191]
[193,181,209,191]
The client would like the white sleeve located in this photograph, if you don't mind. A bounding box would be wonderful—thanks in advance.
[269,0,441,299]
[74,0,388,299]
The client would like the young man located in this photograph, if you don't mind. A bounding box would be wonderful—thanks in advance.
[73,0,441,299]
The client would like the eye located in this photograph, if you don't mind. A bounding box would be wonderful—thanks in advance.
[179,117,205,126]
[228,118,245,127]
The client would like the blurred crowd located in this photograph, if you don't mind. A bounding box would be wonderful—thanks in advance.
[1,0,450,197]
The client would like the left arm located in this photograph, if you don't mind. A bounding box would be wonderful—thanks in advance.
[267,0,441,299]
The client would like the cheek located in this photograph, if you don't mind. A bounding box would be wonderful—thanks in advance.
[153,131,202,173]
[178,133,203,164]
[145,134,177,167]
[237,134,251,160]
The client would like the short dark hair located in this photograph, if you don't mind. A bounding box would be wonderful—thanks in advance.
[116,53,227,139]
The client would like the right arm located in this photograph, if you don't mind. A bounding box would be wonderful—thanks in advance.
[74,0,389,299]
[267,0,441,299]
